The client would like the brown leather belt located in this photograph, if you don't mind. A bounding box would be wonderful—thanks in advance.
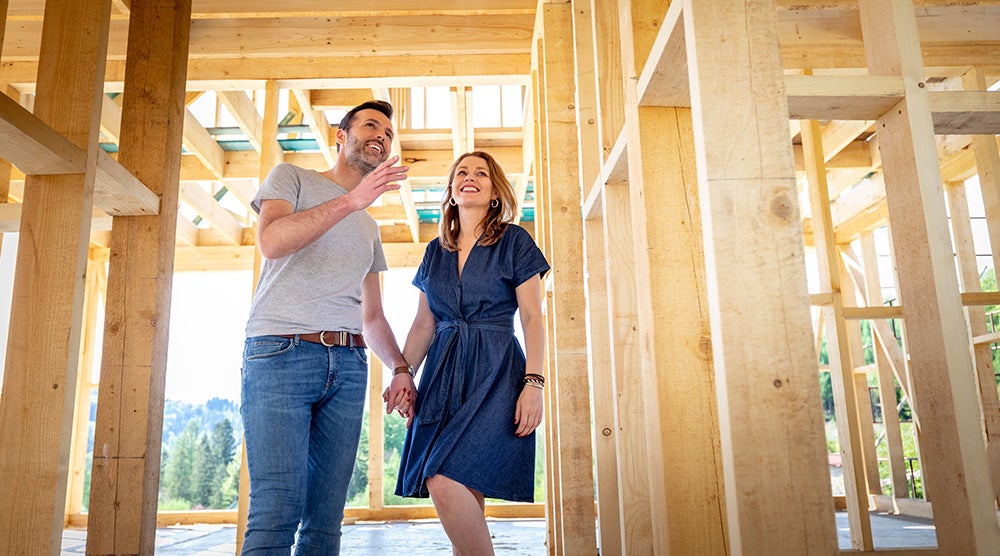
[277,331,366,348]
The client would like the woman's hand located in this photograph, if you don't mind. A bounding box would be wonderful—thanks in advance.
[514,386,544,437]
[383,374,417,427]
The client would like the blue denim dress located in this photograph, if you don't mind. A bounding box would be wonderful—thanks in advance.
[396,224,550,502]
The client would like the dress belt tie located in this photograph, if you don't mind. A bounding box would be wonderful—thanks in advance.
[420,316,513,424]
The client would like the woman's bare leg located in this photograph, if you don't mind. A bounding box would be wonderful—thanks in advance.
[426,474,493,556]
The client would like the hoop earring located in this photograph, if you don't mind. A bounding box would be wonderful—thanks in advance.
[448,197,457,206]
[491,198,499,208]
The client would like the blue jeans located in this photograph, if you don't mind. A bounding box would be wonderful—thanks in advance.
[240,335,368,555]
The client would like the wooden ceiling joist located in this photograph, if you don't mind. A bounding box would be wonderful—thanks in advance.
[0,92,86,174]
[182,108,225,179]
[2,54,533,93]
[216,90,265,153]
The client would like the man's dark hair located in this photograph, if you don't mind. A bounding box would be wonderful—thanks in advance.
[338,100,393,133]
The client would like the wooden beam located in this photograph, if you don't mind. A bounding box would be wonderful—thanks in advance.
[785,75,904,120]
[94,150,160,216]
[179,182,243,245]
[802,116,874,549]
[0,92,86,174]
[289,88,336,167]
[929,91,1000,134]
[539,5,597,553]
[574,2,623,553]
[0,1,111,552]
[858,1,1000,552]
[182,108,225,179]
[87,1,191,553]
[3,54,533,94]
[684,0,838,553]
[217,90,264,153]
[636,1,686,108]
[3,15,535,61]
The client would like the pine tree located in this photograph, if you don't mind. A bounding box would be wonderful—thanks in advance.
[162,419,200,506]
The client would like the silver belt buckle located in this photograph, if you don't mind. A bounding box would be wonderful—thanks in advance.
[319,331,337,347]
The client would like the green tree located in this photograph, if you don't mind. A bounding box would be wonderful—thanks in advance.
[208,419,236,508]
[162,419,200,506]
[191,435,214,507]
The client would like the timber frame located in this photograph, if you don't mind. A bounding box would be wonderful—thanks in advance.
[2,1,1000,555]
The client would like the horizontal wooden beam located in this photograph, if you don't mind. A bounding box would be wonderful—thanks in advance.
[94,151,161,216]
[3,54,532,92]
[960,291,1000,306]
[6,1,538,20]
[785,75,905,120]
[0,92,86,175]
[4,16,534,61]
[929,90,1000,134]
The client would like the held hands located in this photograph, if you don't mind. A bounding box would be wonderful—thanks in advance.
[348,155,409,211]
[514,386,544,438]
[383,373,417,428]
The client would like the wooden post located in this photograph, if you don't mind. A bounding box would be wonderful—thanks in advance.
[572,1,623,552]
[801,118,874,550]
[683,0,838,553]
[859,233,910,499]
[858,1,1000,552]
[0,1,112,553]
[87,1,191,553]
[538,4,597,553]
[961,66,1000,500]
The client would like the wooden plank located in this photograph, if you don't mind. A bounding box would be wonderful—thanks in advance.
[0,0,111,553]
[289,88,336,167]
[94,150,160,216]
[65,257,104,518]
[929,91,1000,135]
[539,5,597,553]
[839,248,882,496]
[802,117,873,550]
[87,1,191,553]
[785,75,904,120]
[3,54,533,93]
[859,233,910,499]
[842,306,905,320]
[0,92,87,174]
[636,0,685,107]
[309,88,374,110]
[684,0,838,553]
[179,182,243,245]
[961,291,1000,307]
[962,66,1000,499]
[217,90,264,153]
[583,211,624,556]
[592,0,625,168]
[183,107,225,179]
[573,14,622,549]
[603,179,654,555]
[858,1,1000,552]
[2,15,534,61]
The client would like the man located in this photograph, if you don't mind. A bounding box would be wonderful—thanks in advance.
[241,100,417,554]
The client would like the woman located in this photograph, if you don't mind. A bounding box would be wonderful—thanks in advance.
[385,151,549,554]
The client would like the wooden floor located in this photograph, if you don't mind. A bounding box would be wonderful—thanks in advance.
[58,512,943,554]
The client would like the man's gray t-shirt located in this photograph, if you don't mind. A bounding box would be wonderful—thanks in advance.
[245,163,387,337]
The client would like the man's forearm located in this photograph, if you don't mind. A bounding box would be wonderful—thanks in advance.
[363,317,407,370]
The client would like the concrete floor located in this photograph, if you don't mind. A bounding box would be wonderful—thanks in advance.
[62,512,937,554]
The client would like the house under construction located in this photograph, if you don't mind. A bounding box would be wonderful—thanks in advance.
[2,1,1000,554]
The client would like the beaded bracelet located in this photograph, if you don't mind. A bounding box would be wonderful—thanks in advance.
[523,373,545,387]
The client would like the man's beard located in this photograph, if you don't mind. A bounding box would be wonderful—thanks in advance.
[344,133,386,176]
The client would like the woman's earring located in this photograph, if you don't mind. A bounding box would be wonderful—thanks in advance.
[449,197,457,206]
[491,198,499,208]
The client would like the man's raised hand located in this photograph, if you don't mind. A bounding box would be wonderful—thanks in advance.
[348,155,409,211]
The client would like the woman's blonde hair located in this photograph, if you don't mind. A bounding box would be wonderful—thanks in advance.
[439,151,518,252]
